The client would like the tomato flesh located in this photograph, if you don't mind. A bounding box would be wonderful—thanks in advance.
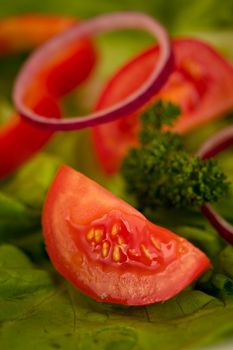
[92,38,233,174]
[43,165,210,305]
[69,210,180,269]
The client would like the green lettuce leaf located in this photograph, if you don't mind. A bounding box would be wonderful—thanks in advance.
[2,153,61,209]
[0,154,61,243]
[219,246,233,279]
[0,244,233,350]
[0,192,39,241]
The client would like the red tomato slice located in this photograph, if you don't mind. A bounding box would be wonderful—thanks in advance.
[0,95,61,178]
[92,38,233,174]
[0,15,96,178]
[43,165,210,305]
[40,39,96,98]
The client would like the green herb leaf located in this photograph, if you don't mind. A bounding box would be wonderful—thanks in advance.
[121,101,229,210]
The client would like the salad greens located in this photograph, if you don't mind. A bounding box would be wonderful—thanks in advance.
[0,0,233,349]
[0,243,233,350]
[0,154,61,242]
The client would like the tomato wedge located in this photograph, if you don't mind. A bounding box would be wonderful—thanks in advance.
[92,38,233,174]
[0,15,96,178]
[43,165,210,305]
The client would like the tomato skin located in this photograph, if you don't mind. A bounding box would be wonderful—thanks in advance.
[0,15,96,178]
[43,165,210,305]
[92,38,233,175]
[0,96,61,178]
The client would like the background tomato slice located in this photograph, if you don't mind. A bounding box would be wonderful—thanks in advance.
[0,15,75,55]
[92,38,233,174]
[0,15,96,178]
[0,95,61,178]
[43,165,210,305]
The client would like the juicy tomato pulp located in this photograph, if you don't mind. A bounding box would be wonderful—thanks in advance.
[92,38,233,174]
[43,165,210,305]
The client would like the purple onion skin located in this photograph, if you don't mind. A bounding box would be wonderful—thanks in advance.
[197,125,233,159]
[201,205,233,245]
[197,126,233,245]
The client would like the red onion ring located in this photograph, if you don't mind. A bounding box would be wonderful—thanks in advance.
[201,204,233,245]
[13,12,173,131]
[197,125,233,159]
[197,125,233,245]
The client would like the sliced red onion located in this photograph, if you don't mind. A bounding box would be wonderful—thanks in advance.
[13,12,173,131]
[197,125,233,159]
[201,204,233,245]
[197,125,233,245]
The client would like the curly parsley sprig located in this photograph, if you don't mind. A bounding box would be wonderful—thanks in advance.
[121,100,229,210]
